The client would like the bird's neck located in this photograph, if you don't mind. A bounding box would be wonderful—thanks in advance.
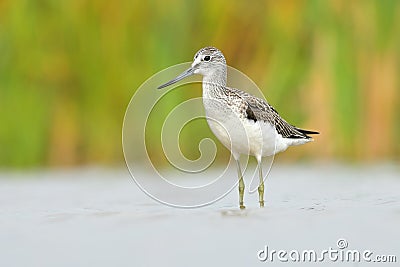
[202,70,227,98]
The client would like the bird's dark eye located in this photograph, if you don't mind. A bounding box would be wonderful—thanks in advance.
[204,56,211,61]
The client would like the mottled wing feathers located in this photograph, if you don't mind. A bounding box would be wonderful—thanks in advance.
[228,87,319,139]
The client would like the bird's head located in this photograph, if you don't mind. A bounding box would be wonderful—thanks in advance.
[158,46,226,89]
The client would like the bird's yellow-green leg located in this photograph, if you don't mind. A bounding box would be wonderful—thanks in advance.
[236,160,245,209]
[258,161,265,207]
[239,177,245,209]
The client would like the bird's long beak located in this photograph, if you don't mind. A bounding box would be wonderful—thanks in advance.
[157,67,194,89]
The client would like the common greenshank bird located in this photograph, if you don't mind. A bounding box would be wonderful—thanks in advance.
[158,47,318,209]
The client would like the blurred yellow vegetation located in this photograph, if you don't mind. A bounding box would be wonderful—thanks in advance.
[0,0,399,167]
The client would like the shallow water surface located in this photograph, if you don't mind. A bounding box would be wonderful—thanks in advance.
[0,164,399,266]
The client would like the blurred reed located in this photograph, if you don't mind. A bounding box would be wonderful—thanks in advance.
[0,0,399,167]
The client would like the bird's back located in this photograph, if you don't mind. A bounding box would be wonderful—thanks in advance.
[225,87,319,140]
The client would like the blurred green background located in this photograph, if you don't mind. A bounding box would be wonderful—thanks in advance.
[1,0,399,168]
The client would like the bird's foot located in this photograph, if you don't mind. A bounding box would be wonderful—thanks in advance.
[259,200,264,208]
[239,202,246,210]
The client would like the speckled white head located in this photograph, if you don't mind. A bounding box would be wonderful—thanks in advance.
[157,46,226,89]
[191,47,226,75]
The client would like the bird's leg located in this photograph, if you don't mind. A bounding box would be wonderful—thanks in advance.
[236,160,245,209]
[258,160,265,207]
